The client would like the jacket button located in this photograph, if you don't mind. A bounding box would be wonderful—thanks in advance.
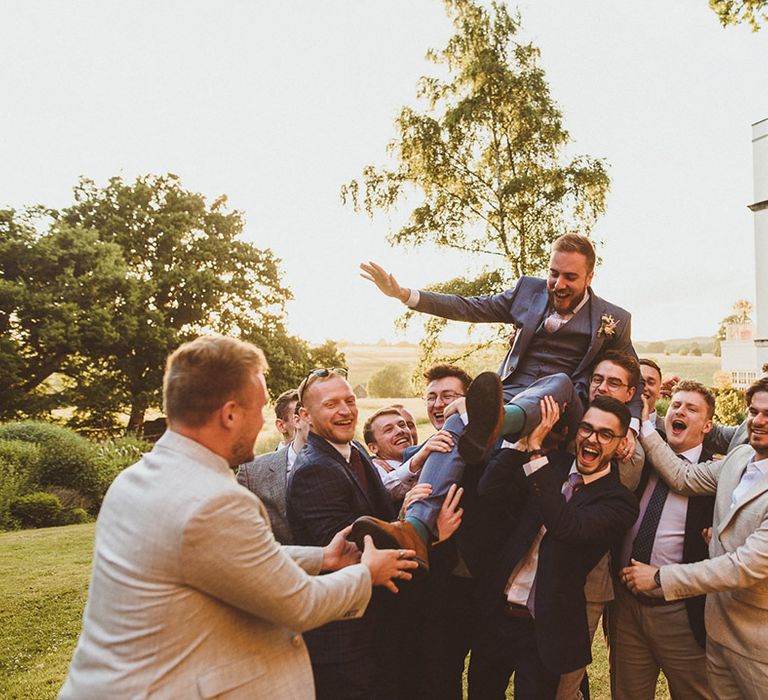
[291,634,302,648]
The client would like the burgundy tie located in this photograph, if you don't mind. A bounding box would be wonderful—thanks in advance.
[348,447,370,496]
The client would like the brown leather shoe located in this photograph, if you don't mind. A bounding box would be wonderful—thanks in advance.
[458,371,504,465]
[347,516,429,573]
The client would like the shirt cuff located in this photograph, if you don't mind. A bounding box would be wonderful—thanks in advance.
[405,288,420,307]
[400,457,420,477]
[523,456,549,476]
[639,419,656,439]
[393,461,419,485]
[629,417,640,435]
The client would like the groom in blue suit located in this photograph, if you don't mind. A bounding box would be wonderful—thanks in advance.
[351,234,642,563]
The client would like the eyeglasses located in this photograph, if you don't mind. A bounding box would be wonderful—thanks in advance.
[425,391,465,405]
[590,374,629,390]
[576,421,624,444]
[298,367,348,403]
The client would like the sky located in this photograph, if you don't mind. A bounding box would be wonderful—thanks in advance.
[1,1,767,345]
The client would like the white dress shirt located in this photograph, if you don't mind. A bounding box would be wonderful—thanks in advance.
[731,456,768,509]
[373,458,420,499]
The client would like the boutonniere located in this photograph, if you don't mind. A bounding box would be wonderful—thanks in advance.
[598,313,619,337]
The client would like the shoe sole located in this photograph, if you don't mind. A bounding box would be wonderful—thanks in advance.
[458,371,504,464]
[348,517,430,573]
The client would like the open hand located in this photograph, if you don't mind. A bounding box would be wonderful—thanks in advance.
[659,375,680,399]
[401,483,432,516]
[527,396,560,451]
[361,536,419,593]
[435,483,464,544]
[359,261,409,303]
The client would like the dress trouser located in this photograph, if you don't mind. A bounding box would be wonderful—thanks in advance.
[408,373,582,534]
[706,637,768,700]
[608,582,710,699]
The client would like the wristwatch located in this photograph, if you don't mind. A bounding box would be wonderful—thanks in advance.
[654,569,661,588]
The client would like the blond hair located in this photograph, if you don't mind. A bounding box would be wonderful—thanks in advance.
[163,336,268,427]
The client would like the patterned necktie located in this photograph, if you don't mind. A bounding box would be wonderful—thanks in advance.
[562,471,585,502]
[527,471,585,616]
[544,312,569,333]
[348,447,370,496]
[631,454,688,564]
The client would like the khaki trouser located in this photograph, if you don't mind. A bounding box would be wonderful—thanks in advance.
[608,583,710,700]
[707,637,768,700]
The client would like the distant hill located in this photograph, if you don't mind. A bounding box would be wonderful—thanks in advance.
[635,336,715,355]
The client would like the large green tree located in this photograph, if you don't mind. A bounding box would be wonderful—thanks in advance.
[710,0,767,30]
[342,0,609,367]
[0,208,129,419]
[60,174,292,431]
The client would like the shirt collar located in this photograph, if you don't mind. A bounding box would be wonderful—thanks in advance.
[155,430,233,476]
[677,443,703,464]
[552,290,590,319]
[287,442,298,470]
[571,457,610,485]
[749,456,768,475]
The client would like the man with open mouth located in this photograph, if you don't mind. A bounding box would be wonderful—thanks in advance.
[622,376,768,700]
[467,395,638,698]
[611,380,716,699]
[353,233,644,571]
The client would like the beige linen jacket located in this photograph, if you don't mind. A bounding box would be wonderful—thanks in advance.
[59,431,371,700]
[642,431,768,662]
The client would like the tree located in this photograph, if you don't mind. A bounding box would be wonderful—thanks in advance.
[710,0,768,30]
[714,299,753,357]
[0,208,130,419]
[367,364,414,398]
[60,174,292,431]
[342,0,609,368]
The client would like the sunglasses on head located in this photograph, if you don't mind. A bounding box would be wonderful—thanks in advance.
[298,367,349,403]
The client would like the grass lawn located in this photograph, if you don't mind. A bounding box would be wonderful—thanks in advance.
[1,523,673,699]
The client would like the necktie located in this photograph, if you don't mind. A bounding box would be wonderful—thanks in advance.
[348,447,370,496]
[527,471,585,616]
[631,454,688,564]
[544,312,569,333]
[562,471,584,502]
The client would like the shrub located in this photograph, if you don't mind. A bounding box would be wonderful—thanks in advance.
[9,492,63,528]
[0,440,41,530]
[95,435,151,494]
[58,507,91,525]
[714,387,746,426]
[367,365,413,398]
[0,421,102,504]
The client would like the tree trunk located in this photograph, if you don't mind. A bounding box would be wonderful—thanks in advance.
[127,401,146,434]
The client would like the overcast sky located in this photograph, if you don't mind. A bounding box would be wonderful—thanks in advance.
[1,1,766,344]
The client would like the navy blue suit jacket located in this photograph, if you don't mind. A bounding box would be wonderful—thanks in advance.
[415,277,643,420]
[474,448,639,675]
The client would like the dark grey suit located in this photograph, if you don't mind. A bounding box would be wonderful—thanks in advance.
[237,447,293,545]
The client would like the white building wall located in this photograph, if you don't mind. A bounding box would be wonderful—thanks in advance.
[752,118,768,373]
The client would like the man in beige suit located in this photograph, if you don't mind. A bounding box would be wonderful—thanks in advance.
[59,336,416,700]
[622,376,768,700]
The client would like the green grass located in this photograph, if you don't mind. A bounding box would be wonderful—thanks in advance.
[1,523,674,700]
[0,524,95,700]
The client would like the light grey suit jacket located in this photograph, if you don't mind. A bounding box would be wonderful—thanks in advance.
[642,431,768,662]
[704,418,749,455]
[238,447,292,544]
[59,431,371,700]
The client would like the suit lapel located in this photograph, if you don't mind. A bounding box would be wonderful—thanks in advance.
[717,450,764,533]
[306,433,375,510]
[573,291,605,377]
[508,290,550,374]
[272,449,288,499]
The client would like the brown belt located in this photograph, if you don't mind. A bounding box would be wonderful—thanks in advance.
[501,600,533,619]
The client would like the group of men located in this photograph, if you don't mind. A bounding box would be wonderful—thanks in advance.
[59,233,768,700]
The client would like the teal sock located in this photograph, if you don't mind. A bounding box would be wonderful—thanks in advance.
[404,516,431,544]
[502,404,526,439]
